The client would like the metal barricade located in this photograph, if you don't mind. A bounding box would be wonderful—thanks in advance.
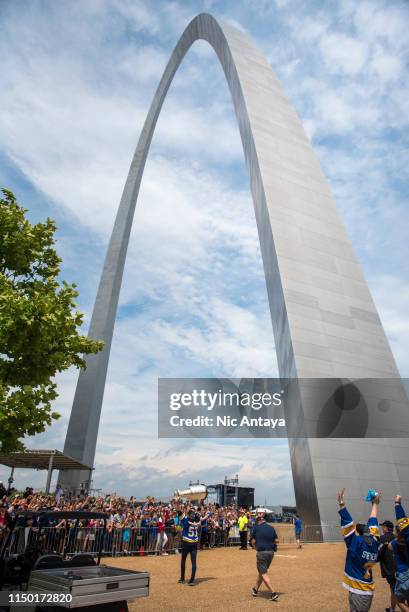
[227,525,241,546]
[272,524,343,544]
[2,523,343,559]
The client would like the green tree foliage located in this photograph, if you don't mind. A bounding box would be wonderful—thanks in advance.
[0,188,103,452]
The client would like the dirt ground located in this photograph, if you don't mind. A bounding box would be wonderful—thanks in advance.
[109,543,392,612]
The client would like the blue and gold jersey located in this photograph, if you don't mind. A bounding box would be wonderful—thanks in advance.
[395,501,409,541]
[339,506,379,596]
[181,516,199,543]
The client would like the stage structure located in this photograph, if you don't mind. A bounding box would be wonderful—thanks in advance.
[60,14,409,533]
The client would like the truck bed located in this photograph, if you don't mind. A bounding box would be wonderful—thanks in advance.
[28,564,149,608]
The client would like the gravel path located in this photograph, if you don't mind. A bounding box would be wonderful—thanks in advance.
[109,543,391,611]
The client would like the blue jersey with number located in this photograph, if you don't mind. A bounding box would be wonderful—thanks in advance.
[339,506,379,595]
[181,516,199,543]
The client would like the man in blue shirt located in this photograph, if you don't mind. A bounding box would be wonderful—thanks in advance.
[251,514,279,602]
[294,514,302,549]
[178,507,201,586]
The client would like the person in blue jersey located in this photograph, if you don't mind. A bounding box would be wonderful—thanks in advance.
[293,514,302,549]
[338,487,381,612]
[391,495,409,611]
[178,506,201,586]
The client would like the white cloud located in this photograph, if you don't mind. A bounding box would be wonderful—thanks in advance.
[280,58,301,78]
[0,6,245,237]
[118,45,169,83]
[0,438,294,505]
[315,88,379,132]
[351,1,409,49]
[244,0,288,15]
[319,33,368,75]
[153,298,276,377]
[370,49,403,83]
[110,0,163,35]
[290,15,328,43]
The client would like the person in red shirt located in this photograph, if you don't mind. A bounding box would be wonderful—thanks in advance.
[156,513,169,555]
[0,505,9,546]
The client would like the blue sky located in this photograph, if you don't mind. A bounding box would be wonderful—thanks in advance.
[0,0,408,504]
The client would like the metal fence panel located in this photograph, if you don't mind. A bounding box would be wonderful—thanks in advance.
[0,523,343,559]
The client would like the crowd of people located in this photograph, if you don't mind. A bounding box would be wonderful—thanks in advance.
[0,483,257,556]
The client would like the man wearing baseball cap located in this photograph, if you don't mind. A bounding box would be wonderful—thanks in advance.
[238,509,249,550]
[250,513,279,602]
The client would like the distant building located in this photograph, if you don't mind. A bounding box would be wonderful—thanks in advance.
[254,505,297,523]
[281,505,297,516]
[207,483,254,508]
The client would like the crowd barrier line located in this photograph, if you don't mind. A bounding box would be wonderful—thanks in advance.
[0,523,343,557]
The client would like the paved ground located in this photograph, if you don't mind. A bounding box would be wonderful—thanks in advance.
[109,543,392,611]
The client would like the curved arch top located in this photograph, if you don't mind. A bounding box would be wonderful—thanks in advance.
[61,14,409,530]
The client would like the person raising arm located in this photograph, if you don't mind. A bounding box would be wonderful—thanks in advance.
[390,495,409,611]
[178,506,201,586]
[338,488,381,612]
[395,495,409,543]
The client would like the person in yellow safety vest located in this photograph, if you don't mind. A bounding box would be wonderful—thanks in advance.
[238,509,249,550]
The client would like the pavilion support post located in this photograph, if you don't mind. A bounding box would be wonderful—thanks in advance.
[45,452,54,494]
[86,468,93,494]
[7,466,15,494]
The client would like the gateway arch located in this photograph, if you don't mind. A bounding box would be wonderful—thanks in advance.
[61,13,409,529]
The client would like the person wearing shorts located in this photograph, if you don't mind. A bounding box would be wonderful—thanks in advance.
[294,514,302,549]
[250,514,279,602]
